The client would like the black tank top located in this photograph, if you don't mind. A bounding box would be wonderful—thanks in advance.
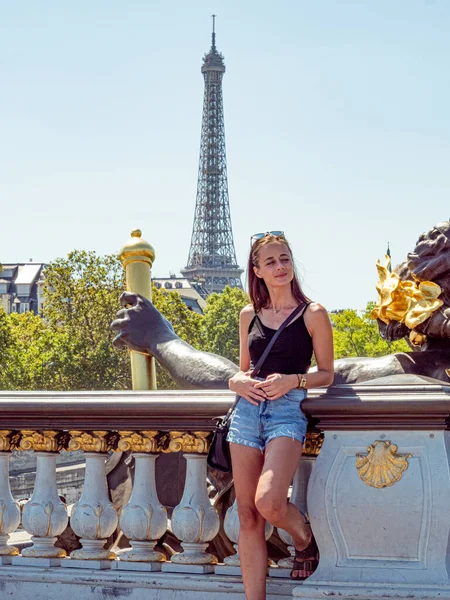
[248,306,313,379]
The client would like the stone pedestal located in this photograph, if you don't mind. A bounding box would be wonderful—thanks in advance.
[11,556,63,567]
[298,429,450,590]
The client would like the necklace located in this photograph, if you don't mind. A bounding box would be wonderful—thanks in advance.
[272,303,297,314]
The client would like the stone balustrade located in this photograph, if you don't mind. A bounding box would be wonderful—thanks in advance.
[0,390,322,588]
[0,379,449,600]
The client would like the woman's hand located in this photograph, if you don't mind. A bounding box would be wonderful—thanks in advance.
[229,371,268,405]
[254,373,297,401]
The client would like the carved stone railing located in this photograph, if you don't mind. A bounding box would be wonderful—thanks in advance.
[1,381,450,600]
[0,389,321,579]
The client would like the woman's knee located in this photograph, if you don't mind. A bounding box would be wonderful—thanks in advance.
[255,494,288,525]
[238,504,264,532]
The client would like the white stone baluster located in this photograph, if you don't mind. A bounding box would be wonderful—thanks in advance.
[21,452,68,559]
[119,453,167,565]
[275,455,316,574]
[164,440,220,573]
[70,452,118,562]
[0,452,21,559]
[216,498,273,574]
[170,453,220,565]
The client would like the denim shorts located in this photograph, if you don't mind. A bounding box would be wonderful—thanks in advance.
[226,386,308,451]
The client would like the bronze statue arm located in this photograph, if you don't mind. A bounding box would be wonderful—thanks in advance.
[111,292,238,389]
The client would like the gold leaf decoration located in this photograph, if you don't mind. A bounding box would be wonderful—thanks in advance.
[370,255,443,346]
[356,440,411,489]
[68,430,110,453]
[191,431,210,454]
[303,432,324,457]
[118,430,160,453]
[19,430,63,453]
[162,431,210,454]
[0,430,21,452]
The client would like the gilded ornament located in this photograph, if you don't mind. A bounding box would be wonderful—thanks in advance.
[68,430,111,453]
[356,440,411,489]
[19,430,63,453]
[119,228,155,269]
[162,431,210,454]
[0,430,20,452]
[409,331,427,347]
[303,432,324,457]
[118,430,160,453]
[370,255,443,346]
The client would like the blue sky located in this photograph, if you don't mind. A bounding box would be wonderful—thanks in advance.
[1,1,449,310]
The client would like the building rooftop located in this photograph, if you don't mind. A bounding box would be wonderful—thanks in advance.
[15,264,42,285]
[153,277,207,313]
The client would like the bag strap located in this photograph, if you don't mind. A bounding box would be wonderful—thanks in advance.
[251,302,308,377]
[223,302,309,422]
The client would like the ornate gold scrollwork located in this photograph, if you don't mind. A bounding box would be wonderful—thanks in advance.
[370,255,443,347]
[356,440,411,489]
[303,432,324,457]
[19,430,64,452]
[118,430,160,453]
[68,430,114,453]
[0,430,21,452]
[161,431,210,454]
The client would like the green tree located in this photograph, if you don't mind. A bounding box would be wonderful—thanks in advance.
[42,252,206,390]
[0,307,14,389]
[0,249,415,392]
[331,302,410,359]
[202,286,249,365]
[152,286,204,349]
[42,250,131,390]
[1,312,71,390]
[42,250,209,390]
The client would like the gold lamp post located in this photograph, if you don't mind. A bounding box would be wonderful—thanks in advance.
[119,229,157,390]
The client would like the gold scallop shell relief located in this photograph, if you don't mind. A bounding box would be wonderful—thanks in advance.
[356,440,412,489]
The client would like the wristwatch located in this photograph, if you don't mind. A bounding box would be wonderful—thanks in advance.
[297,374,307,389]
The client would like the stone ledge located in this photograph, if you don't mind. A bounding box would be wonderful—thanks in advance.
[293,581,450,600]
[0,565,299,600]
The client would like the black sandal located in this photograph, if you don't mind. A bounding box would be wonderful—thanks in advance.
[290,513,319,580]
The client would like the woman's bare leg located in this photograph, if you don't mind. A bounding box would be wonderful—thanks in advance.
[230,443,266,600]
[255,438,312,555]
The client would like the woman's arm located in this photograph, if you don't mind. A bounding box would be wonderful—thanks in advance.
[303,303,334,388]
[238,304,253,372]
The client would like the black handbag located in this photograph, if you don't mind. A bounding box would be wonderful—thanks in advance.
[207,303,307,472]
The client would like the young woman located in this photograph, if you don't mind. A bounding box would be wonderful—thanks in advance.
[227,232,334,600]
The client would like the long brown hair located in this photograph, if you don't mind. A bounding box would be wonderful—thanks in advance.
[248,233,310,313]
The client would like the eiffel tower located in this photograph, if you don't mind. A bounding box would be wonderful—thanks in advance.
[181,16,243,296]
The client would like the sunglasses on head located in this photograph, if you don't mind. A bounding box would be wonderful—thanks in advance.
[251,231,285,244]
